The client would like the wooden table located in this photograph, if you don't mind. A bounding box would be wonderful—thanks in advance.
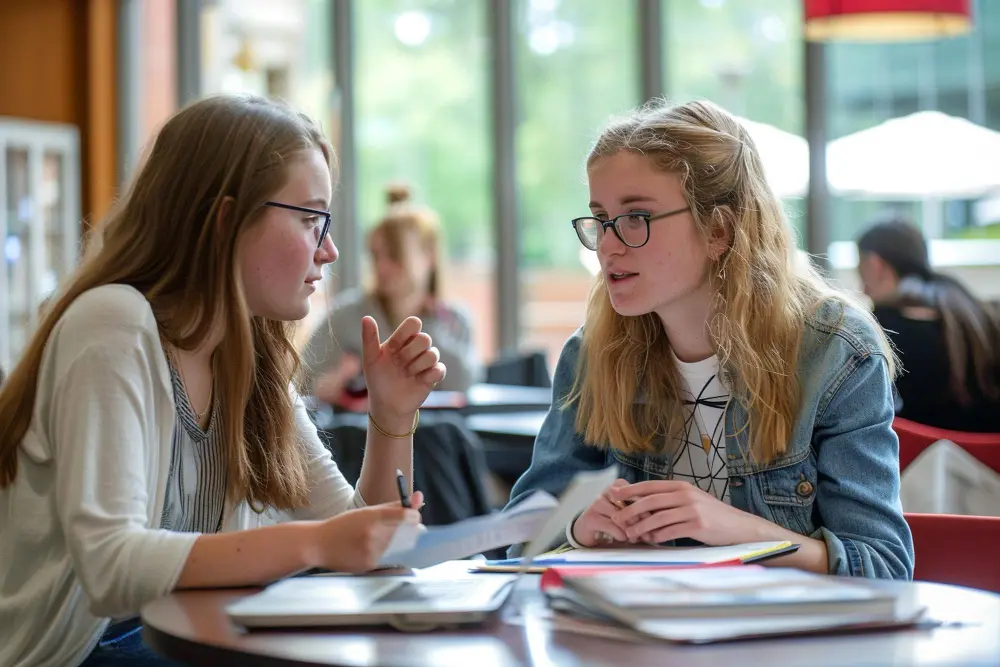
[143,563,1000,667]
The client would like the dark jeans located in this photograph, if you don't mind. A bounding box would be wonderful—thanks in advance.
[78,618,186,667]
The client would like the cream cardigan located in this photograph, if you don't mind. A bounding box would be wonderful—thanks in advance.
[0,284,363,667]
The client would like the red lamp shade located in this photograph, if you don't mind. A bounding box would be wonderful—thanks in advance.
[805,0,972,41]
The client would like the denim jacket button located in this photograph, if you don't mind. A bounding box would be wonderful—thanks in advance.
[796,480,814,497]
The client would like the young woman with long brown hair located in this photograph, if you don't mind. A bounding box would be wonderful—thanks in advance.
[507,99,913,581]
[0,95,445,667]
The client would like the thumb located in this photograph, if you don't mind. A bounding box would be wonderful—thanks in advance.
[360,316,381,366]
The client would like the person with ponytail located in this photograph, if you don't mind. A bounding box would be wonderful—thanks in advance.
[857,219,1000,432]
[0,95,446,667]
[303,184,480,406]
[505,99,913,581]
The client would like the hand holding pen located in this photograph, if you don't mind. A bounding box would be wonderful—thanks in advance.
[395,469,425,510]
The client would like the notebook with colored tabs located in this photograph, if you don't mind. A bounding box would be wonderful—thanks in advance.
[470,540,799,573]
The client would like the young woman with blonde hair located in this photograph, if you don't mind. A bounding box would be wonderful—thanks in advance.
[507,99,913,580]
[0,94,445,667]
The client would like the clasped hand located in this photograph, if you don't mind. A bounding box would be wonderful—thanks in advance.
[572,479,757,547]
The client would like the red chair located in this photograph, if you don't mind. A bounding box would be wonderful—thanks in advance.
[893,417,1000,473]
[905,513,1000,593]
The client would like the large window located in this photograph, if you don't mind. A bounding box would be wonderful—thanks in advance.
[355,0,495,361]
[198,0,337,348]
[515,0,639,368]
[201,0,334,129]
[664,0,806,242]
[825,0,1000,243]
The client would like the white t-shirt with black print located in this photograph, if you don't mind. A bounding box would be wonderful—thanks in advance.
[670,353,732,503]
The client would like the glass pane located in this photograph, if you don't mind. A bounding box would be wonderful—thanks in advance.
[515,0,639,369]
[664,0,805,242]
[826,0,1000,244]
[199,0,336,348]
[5,147,30,361]
[200,0,335,132]
[42,152,64,298]
[355,0,495,361]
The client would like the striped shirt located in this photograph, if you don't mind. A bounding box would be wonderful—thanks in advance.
[160,354,227,534]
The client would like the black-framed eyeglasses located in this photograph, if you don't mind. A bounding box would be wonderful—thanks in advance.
[264,201,332,249]
[571,206,691,251]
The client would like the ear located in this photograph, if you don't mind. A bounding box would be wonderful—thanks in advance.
[707,206,734,261]
[215,196,237,239]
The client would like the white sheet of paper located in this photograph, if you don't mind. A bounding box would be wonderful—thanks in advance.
[519,466,620,569]
[377,491,559,569]
[377,466,618,570]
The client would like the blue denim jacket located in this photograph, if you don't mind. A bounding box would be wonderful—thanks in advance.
[506,299,914,580]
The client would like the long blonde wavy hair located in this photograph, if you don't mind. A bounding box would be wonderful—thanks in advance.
[0,94,333,511]
[572,99,894,463]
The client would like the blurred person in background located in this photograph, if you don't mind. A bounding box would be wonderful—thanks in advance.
[303,184,480,407]
[857,219,1000,432]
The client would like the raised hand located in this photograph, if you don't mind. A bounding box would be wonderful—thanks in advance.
[361,315,446,434]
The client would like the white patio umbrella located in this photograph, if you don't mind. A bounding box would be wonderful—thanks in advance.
[827,111,1000,200]
[737,117,809,199]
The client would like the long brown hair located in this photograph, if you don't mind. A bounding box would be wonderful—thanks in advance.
[572,99,894,462]
[858,219,1000,406]
[0,94,334,511]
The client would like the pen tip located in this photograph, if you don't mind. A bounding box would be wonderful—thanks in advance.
[396,468,404,476]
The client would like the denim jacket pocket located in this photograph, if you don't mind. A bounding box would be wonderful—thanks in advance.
[612,449,672,483]
[742,451,818,536]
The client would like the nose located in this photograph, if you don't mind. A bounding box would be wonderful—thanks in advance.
[596,224,626,260]
[317,234,338,265]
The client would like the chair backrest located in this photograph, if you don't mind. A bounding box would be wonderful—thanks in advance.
[316,411,494,528]
[905,513,1000,593]
[893,417,1000,473]
[485,351,552,388]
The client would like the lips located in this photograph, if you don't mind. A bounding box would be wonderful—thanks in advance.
[607,271,638,282]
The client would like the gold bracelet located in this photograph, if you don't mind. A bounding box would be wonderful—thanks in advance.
[368,410,420,439]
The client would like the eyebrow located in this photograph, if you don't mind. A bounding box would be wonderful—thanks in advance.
[589,195,657,209]
[300,198,330,210]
